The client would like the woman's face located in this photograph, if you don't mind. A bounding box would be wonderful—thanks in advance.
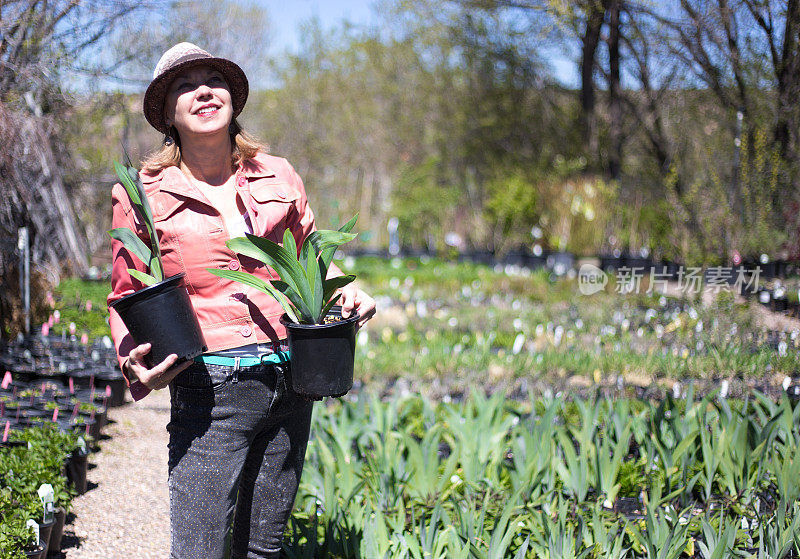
[163,64,233,141]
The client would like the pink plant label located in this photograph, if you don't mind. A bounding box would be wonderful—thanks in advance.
[69,377,74,393]
[1,371,11,389]
[105,385,112,398]
[2,421,8,442]
[42,323,49,336]
[52,408,58,422]
[72,404,79,420]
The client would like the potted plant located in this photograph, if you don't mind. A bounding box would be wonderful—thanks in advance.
[107,161,206,367]
[207,216,360,398]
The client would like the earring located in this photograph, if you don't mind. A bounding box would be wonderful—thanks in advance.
[164,125,176,146]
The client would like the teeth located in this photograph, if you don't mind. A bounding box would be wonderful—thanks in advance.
[197,107,216,115]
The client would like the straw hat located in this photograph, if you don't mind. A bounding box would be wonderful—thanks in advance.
[143,42,249,135]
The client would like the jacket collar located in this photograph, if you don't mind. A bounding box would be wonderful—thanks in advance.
[139,157,276,199]
[240,156,276,179]
[141,165,203,200]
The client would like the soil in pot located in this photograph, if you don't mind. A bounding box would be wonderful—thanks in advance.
[280,306,359,399]
[24,539,46,559]
[109,273,206,368]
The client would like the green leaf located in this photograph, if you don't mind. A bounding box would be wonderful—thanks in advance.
[320,293,342,320]
[283,228,298,259]
[227,235,314,321]
[299,234,311,265]
[113,161,164,282]
[317,214,358,279]
[108,228,152,269]
[127,268,158,286]
[303,240,324,322]
[513,537,530,559]
[268,279,315,323]
[307,230,358,256]
[206,268,299,323]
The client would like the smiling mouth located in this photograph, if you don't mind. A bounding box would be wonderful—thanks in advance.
[196,106,219,116]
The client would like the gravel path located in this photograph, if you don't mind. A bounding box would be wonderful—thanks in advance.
[63,389,172,558]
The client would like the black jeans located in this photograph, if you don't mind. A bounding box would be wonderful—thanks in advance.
[167,361,313,559]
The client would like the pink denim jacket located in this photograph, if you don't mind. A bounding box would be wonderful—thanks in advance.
[107,152,339,400]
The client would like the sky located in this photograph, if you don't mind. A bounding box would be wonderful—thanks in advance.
[256,0,578,86]
[257,0,380,55]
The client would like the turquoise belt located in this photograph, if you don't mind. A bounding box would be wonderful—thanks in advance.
[194,351,290,368]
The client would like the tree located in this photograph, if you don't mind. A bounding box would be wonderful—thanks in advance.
[0,1,172,101]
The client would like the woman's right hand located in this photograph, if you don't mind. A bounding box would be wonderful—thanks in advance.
[123,343,193,390]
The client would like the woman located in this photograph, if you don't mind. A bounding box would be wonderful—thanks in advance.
[107,42,376,558]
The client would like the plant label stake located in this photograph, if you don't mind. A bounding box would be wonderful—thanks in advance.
[89,375,94,393]
[52,408,58,422]
[0,402,4,417]
[68,377,74,394]
[38,484,55,524]
[71,404,79,421]
[1,371,11,389]
[2,420,9,442]
[105,385,111,399]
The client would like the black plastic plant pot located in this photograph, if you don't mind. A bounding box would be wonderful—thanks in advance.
[280,306,359,399]
[93,371,127,408]
[48,507,66,556]
[109,273,207,368]
[38,518,54,557]
[65,447,89,495]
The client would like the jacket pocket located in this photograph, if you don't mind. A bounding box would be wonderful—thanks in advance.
[249,183,300,240]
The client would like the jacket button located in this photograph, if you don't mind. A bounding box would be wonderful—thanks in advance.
[240,325,252,337]
[277,190,287,199]
[228,259,240,270]
[236,175,247,187]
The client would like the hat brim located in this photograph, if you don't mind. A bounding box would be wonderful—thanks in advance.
[143,57,249,135]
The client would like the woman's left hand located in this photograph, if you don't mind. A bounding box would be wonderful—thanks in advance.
[340,283,376,328]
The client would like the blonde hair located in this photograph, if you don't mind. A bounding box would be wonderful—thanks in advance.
[140,119,268,173]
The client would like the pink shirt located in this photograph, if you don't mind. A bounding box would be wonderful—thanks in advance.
[107,152,339,400]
